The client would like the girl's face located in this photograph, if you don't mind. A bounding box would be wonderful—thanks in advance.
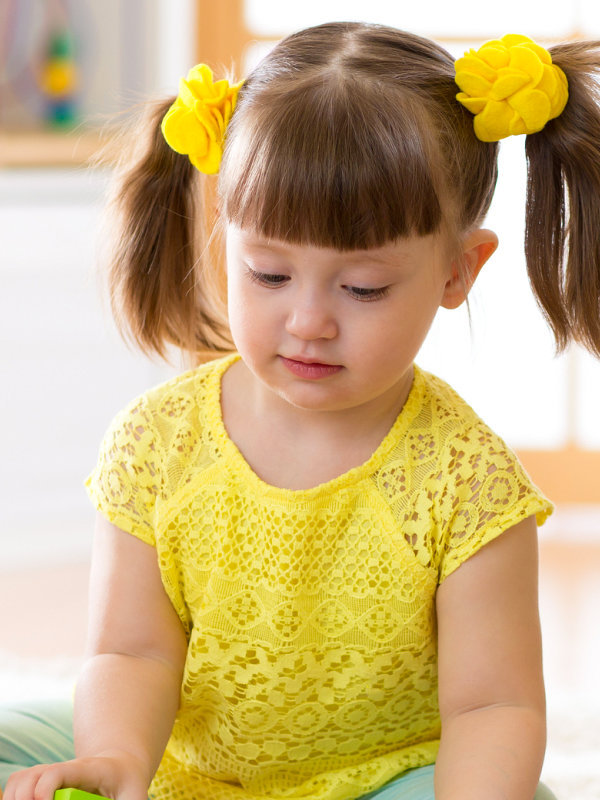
[225,224,460,417]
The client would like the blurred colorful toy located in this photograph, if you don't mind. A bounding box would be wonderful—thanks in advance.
[39,29,79,127]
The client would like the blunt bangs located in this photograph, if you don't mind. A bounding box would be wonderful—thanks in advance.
[219,75,445,251]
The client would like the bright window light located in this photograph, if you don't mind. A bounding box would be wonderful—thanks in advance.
[245,0,577,38]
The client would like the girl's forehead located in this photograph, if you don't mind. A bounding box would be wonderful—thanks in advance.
[227,224,442,265]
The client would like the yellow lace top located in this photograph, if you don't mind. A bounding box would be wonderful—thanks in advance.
[86,354,552,800]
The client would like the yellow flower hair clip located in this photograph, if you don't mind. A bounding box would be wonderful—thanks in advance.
[161,64,244,174]
[455,34,568,142]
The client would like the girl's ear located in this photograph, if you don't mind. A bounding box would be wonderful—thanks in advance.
[441,228,498,310]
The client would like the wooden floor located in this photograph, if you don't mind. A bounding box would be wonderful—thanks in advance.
[538,538,600,702]
[0,560,90,660]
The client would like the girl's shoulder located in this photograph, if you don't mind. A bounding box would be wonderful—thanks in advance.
[409,365,496,446]
[86,354,238,528]
[407,366,543,493]
[389,366,553,581]
[107,352,239,470]
[139,352,238,421]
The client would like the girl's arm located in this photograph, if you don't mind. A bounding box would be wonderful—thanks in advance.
[4,514,188,800]
[434,516,547,800]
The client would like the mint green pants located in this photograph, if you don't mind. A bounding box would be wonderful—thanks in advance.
[362,766,559,799]
[0,701,75,787]
[0,701,558,798]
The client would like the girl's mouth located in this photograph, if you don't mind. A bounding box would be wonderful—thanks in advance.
[280,357,343,380]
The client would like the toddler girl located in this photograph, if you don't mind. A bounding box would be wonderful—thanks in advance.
[4,21,600,800]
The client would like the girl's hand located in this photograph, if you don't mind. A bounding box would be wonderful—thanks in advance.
[2,750,149,800]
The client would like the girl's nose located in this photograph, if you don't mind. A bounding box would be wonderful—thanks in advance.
[285,300,338,340]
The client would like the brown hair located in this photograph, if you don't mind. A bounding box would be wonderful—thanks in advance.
[219,24,497,250]
[106,22,600,361]
[526,40,600,356]
[104,98,231,361]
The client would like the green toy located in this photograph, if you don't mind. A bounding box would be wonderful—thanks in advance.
[54,790,110,800]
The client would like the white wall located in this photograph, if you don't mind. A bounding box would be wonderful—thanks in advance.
[0,169,178,567]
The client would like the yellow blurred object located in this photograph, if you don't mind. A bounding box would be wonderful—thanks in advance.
[41,61,79,97]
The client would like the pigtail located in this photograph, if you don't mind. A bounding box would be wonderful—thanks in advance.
[104,98,232,363]
[525,41,600,356]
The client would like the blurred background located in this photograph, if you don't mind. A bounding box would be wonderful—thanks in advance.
[1,1,599,797]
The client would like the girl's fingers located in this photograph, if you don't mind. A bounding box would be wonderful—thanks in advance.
[6,760,107,800]
[28,763,77,800]
[5,765,48,800]
[3,755,148,800]
[34,759,147,800]
[30,761,109,800]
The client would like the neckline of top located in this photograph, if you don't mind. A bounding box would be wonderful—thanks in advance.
[204,353,425,502]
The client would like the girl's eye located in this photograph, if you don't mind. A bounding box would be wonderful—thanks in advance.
[344,285,390,301]
[247,268,289,287]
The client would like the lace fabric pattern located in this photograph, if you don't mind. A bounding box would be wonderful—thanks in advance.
[86,355,553,800]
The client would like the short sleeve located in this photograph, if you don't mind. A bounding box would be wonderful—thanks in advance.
[85,395,165,545]
[434,423,553,582]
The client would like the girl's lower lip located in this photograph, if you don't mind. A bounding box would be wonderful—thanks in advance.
[280,357,343,380]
